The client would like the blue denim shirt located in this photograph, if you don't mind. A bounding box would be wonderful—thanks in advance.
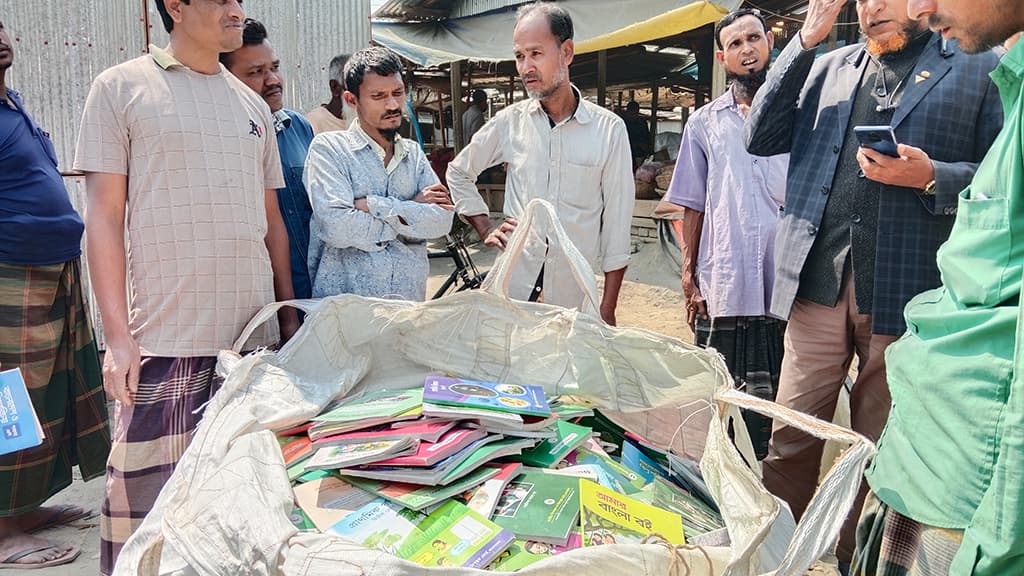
[274,109,315,299]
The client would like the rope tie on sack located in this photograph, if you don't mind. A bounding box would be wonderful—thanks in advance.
[640,534,715,576]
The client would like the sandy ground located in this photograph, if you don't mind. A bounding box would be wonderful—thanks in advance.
[13,239,838,575]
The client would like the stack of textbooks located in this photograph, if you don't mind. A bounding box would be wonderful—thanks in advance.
[276,374,726,571]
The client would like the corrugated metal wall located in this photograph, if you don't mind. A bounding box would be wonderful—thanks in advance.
[1,0,371,169]
[1,0,369,347]
[449,0,526,19]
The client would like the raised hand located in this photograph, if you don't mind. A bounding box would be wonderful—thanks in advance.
[801,0,848,49]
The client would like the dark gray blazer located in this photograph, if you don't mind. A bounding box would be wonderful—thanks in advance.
[746,33,1002,335]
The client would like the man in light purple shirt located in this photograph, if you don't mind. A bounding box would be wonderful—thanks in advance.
[666,8,788,459]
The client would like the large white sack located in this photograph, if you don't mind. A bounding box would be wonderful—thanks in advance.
[113,200,874,576]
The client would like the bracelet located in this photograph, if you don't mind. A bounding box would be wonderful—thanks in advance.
[921,180,937,196]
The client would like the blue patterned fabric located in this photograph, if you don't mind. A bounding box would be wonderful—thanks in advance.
[746,34,1003,335]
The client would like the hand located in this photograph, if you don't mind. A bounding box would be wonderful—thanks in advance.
[414,183,454,210]
[857,144,935,189]
[102,333,141,405]
[278,309,300,345]
[801,0,847,48]
[483,218,518,250]
[681,274,708,331]
[354,198,369,212]
[600,302,617,326]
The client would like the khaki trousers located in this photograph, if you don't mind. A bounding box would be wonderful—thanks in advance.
[763,273,898,562]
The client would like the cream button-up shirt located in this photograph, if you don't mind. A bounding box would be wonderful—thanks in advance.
[448,86,634,309]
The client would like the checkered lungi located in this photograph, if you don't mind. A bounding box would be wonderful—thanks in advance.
[0,260,110,515]
[101,356,221,575]
[853,491,964,576]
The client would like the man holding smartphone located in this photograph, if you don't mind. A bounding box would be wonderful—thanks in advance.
[745,0,1003,568]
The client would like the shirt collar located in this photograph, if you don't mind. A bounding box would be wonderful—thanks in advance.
[348,118,411,166]
[273,109,292,134]
[148,44,226,74]
[526,84,592,126]
[996,39,1024,80]
[1,87,21,110]
[709,87,740,113]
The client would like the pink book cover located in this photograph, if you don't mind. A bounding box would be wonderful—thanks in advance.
[373,427,488,467]
[312,419,457,449]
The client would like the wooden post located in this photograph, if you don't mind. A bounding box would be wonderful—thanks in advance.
[649,79,659,156]
[451,60,464,151]
[597,50,607,107]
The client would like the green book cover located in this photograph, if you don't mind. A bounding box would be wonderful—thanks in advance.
[345,465,502,511]
[440,437,536,485]
[313,389,423,423]
[491,469,580,545]
[396,500,514,569]
[518,421,591,468]
[486,535,583,571]
[288,507,316,531]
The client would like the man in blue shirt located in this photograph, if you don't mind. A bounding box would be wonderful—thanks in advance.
[222,18,316,299]
[0,18,109,570]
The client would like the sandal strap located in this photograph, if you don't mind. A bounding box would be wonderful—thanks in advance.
[3,544,57,564]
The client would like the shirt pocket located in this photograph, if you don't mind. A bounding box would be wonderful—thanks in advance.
[561,160,603,210]
[936,187,1011,307]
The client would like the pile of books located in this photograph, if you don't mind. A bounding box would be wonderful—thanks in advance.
[279,375,725,571]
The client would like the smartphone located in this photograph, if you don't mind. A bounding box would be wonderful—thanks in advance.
[854,125,900,158]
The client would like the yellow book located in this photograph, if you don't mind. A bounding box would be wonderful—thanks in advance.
[578,479,684,546]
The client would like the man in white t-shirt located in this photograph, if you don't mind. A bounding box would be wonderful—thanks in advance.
[73,0,297,572]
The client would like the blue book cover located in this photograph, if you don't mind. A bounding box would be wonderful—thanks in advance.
[0,368,44,455]
[423,376,550,417]
[621,441,668,484]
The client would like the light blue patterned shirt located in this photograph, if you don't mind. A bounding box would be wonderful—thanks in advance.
[304,121,453,300]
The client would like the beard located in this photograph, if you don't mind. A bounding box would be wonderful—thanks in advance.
[379,127,400,141]
[728,63,769,100]
[525,60,567,100]
[866,22,926,56]
[928,14,1016,54]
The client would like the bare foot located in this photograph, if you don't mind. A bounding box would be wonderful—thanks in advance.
[14,504,90,534]
[0,532,76,567]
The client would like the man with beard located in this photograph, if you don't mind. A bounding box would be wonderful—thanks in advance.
[851,0,1024,573]
[745,0,1002,569]
[222,18,316,300]
[665,9,788,461]
[447,1,633,325]
[304,46,453,301]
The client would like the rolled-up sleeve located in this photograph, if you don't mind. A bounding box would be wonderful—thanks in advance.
[448,112,507,216]
[600,120,635,272]
[304,135,398,252]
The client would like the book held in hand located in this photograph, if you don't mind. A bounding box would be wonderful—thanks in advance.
[423,375,551,417]
[0,368,44,456]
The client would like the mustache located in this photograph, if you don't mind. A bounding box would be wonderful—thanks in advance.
[381,110,402,119]
[262,86,282,97]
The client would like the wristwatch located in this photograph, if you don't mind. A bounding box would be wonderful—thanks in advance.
[921,180,937,196]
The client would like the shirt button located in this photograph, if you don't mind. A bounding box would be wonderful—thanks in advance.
[807,224,817,236]
[833,144,841,154]
[852,214,862,224]
[857,170,866,179]
[821,185,830,195]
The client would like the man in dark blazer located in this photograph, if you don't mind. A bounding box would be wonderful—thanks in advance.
[744,0,1002,566]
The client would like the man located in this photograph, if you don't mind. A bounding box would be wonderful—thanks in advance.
[306,53,352,134]
[462,89,488,146]
[666,9,788,460]
[622,100,652,169]
[304,46,454,301]
[745,0,1003,565]
[852,1,1024,574]
[448,1,633,325]
[0,18,109,570]
[73,1,298,572]
[223,18,316,300]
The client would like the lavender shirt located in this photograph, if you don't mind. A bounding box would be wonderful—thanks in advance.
[667,88,788,319]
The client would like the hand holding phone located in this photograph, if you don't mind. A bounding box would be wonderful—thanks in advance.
[854,125,900,158]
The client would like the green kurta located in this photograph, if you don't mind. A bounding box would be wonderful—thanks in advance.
[866,40,1024,575]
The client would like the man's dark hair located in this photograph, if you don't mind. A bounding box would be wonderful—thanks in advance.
[714,8,769,50]
[515,1,574,44]
[472,89,487,105]
[626,100,640,113]
[343,46,404,97]
[155,0,188,34]
[219,18,268,67]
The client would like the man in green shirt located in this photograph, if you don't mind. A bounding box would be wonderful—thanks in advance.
[855,1,1024,574]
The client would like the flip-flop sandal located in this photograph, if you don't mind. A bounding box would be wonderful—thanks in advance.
[26,504,94,534]
[0,544,81,570]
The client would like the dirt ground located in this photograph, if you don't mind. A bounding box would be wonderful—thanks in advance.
[14,240,838,575]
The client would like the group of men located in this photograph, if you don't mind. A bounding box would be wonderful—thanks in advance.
[0,0,634,572]
[1,0,1023,573]
[669,0,1023,573]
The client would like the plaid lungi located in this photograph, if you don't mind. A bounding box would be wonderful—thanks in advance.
[695,316,784,460]
[101,356,221,575]
[853,491,964,576]
[0,260,110,515]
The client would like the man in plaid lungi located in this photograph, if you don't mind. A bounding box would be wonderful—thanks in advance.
[746,0,1003,567]
[0,18,110,569]
[73,1,299,573]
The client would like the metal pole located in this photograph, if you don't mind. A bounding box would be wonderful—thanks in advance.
[142,0,151,52]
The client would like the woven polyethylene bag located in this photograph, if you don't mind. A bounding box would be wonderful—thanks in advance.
[113,200,874,576]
